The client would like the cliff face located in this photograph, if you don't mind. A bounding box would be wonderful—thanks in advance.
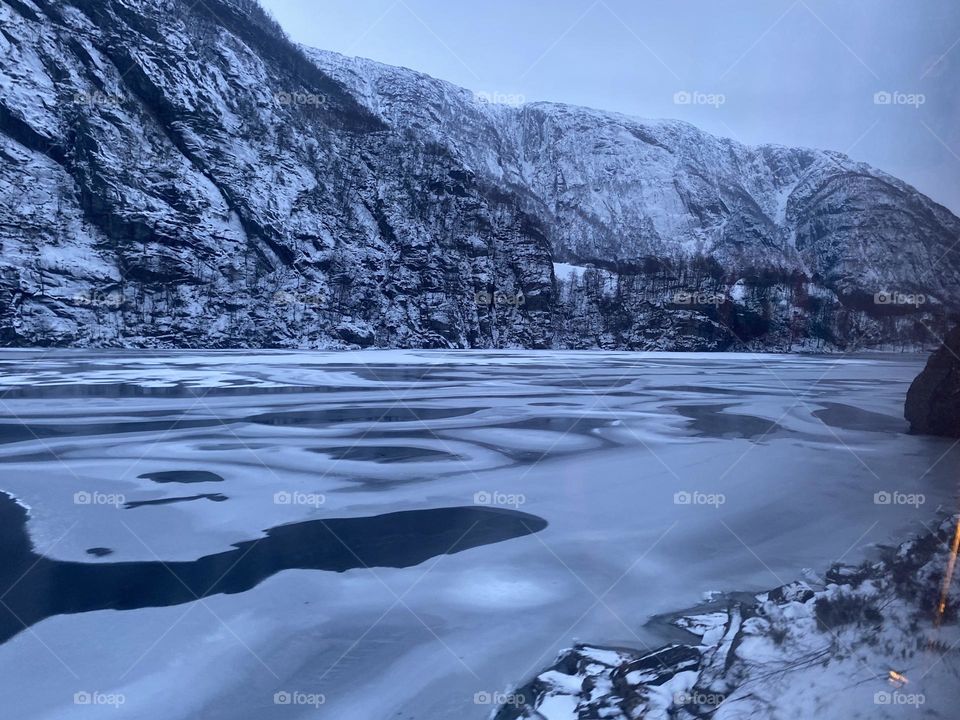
[905,327,960,437]
[312,49,960,351]
[1,0,553,349]
[2,0,958,350]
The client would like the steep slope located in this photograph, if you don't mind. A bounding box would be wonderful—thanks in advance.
[312,48,960,350]
[1,0,957,350]
[0,0,552,349]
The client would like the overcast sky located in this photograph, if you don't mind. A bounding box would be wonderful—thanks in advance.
[260,0,960,214]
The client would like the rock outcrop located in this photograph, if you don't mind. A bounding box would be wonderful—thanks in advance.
[496,516,960,720]
[906,326,960,437]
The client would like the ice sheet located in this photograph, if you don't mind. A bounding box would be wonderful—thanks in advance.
[0,350,955,719]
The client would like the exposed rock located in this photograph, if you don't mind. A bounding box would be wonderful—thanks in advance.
[496,516,960,719]
[905,326,960,437]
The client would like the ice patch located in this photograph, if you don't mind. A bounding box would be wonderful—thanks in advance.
[446,569,557,610]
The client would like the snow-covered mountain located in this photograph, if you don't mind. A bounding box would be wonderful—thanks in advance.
[2,0,957,349]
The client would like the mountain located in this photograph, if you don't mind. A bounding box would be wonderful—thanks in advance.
[2,0,957,350]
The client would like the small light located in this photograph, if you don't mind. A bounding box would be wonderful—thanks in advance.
[888,670,909,687]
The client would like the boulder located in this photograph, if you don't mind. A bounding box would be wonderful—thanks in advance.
[905,326,960,437]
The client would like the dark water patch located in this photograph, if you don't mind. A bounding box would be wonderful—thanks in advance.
[560,377,636,389]
[138,470,224,484]
[0,417,225,445]
[661,385,767,397]
[457,436,616,466]
[246,406,481,427]
[498,416,612,434]
[507,451,552,464]
[124,493,229,509]
[349,366,448,383]
[310,446,461,464]
[85,548,113,557]
[812,402,905,434]
[0,449,67,464]
[193,442,273,451]
[0,383,383,401]
[675,404,784,440]
[327,429,446,442]
[0,492,546,645]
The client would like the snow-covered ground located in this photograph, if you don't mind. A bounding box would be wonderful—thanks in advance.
[506,515,960,719]
[0,350,956,719]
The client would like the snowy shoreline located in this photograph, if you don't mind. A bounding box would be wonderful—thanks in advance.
[495,515,960,719]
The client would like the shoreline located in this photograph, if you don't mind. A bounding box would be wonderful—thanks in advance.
[494,514,960,719]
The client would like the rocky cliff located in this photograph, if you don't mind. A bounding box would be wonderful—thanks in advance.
[1,0,958,349]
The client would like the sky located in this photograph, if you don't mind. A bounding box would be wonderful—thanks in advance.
[260,0,960,214]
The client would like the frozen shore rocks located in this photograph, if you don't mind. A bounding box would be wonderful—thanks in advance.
[495,515,960,719]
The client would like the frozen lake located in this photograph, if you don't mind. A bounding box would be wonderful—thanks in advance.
[0,350,956,719]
